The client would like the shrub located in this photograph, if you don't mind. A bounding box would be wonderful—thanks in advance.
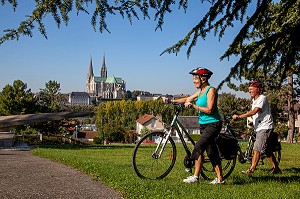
[93,136,103,144]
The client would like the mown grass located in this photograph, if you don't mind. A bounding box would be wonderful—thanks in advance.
[31,143,300,199]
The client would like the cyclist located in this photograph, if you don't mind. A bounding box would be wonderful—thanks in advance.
[232,79,281,174]
[167,67,224,184]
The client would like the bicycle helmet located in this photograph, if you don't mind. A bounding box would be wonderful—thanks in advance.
[248,79,263,88]
[189,67,213,79]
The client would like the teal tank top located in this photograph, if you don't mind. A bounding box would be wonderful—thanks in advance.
[196,86,221,124]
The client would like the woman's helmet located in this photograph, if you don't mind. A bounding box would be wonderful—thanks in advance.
[248,79,263,88]
[189,67,213,79]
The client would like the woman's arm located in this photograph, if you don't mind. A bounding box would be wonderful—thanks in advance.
[191,87,216,114]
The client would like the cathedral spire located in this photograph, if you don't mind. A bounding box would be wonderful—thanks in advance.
[87,56,94,78]
[101,54,107,78]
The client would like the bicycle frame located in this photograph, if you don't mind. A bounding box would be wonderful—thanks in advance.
[154,104,195,159]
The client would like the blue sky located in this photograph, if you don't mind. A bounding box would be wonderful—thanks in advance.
[0,1,250,97]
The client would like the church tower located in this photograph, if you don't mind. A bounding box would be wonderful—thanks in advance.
[101,55,107,78]
[86,56,95,94]
[85,54,126,100]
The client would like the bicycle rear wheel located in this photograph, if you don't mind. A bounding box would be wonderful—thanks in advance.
[200,152,236,180]
[132,131,177,179]
[273,150,281,165]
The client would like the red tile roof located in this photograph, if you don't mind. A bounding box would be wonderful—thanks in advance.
[136,114,155,125]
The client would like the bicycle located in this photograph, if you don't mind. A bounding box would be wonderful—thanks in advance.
[132,103,237,180]
[223,116,281,166]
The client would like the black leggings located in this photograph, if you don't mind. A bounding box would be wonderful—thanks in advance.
[191,121,222,166]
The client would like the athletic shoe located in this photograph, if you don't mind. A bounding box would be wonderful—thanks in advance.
[242,168,254,175]
[271,168,282,174]
[209,178,225,185]
[183,175,199,183]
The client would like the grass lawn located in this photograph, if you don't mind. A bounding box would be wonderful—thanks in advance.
[31,143,300,199]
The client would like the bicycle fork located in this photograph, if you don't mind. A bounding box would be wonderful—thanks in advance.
[152,128,174,159]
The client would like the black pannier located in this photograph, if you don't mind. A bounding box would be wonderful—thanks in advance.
[216,133,238,160]
[268,132,281,152]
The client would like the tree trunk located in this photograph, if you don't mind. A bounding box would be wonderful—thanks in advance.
[286,74,295,143]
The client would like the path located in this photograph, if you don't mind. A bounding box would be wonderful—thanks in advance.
[0,149,123,199]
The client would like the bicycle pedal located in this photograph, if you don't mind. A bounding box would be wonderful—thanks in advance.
[185,168,192,173]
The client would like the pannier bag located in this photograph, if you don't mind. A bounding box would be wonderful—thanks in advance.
[216,133,238,160]
[268,132,281,152]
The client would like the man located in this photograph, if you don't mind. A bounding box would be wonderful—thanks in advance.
[232,79,281,174]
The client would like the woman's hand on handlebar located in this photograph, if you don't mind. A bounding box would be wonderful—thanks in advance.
[184,101,193,108]
[161,97,171,103]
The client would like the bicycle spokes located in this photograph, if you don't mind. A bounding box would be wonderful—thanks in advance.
[132,132,177,179]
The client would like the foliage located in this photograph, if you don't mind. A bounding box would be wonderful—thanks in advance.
[93,136,103,144]
[274,123,289,140]
[12,119,69,135]
[32,143,300,199]
[1,1,299,89]
[140,126,151,137]
[96,99,197,142]
[218,92,250,132]
[38,80,67,112]
[0,80,38,115]
[217,1,300,88]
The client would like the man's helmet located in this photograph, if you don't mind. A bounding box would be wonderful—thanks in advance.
[189,67,213,79]
[248,79,263,88]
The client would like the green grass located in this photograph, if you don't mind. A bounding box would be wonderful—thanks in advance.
[31,143,300,199]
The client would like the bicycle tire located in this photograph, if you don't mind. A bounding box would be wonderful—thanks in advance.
[273,149,281,165]
[246,138,282,166]
[132,131,177,179]
[200,152,236,180]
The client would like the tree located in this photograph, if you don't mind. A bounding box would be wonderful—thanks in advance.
[218,92,250,133]
[1,1,299,87]
[38,80,66,112]
[0,80,38,115]
[225,2,299,143]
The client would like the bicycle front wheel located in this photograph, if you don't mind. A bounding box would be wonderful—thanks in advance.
[200,152,236,180]
[132,131,177,179]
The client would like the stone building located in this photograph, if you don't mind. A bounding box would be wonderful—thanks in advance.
[86,55,126,99]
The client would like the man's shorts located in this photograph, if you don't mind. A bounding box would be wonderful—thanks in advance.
[253,129,273,153]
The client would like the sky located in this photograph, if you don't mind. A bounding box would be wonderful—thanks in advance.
[0,1,251,97]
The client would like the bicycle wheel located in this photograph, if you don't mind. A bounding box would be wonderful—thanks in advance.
[244,138,255,163]
[273,150,281,165]
[132,131,177,179]
[200,152,236,180]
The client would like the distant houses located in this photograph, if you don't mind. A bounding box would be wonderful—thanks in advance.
[135,114,199,143]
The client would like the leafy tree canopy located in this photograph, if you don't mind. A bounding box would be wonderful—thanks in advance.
[1,0,299,88]
[38,80,66,112]
[0,80,38,115]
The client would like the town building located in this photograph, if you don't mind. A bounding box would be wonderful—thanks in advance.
[68,92,91,105]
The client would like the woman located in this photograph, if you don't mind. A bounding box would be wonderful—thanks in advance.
[170,67,224,184]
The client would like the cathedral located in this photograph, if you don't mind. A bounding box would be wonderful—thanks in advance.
[86,55,126,99]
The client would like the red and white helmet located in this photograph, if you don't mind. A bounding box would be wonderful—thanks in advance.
[248,79,263,88]
[189,67,213,79]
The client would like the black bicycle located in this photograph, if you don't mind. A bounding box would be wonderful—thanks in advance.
[132,103,237,180]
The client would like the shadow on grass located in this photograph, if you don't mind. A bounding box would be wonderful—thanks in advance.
[34,143,136,150]
[232,167,300,185]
